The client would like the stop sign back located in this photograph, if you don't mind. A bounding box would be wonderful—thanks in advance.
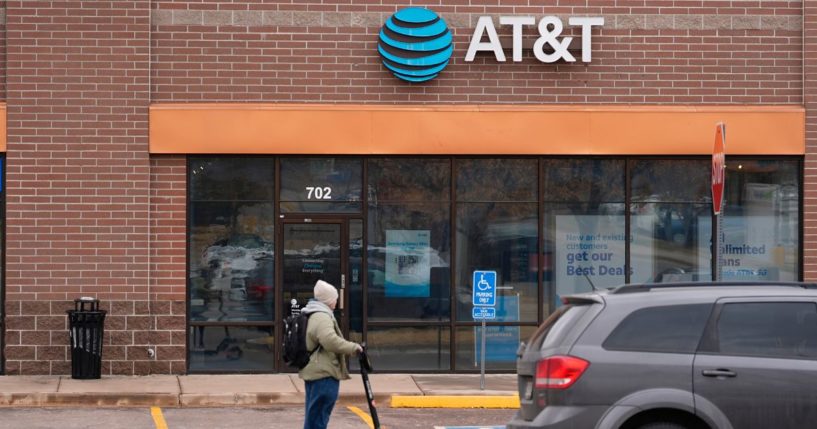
[712,123,726,215]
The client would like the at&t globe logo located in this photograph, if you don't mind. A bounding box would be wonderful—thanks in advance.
[378,8,453,83]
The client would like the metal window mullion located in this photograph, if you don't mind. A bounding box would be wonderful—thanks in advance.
[538,158,545,323]
[362,159,369,346]
[449,157,456,371]
[625,158,632,284]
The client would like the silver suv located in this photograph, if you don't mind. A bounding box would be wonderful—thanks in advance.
[508,282,817,429]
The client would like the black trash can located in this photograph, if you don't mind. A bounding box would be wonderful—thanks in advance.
[66,297,106,379]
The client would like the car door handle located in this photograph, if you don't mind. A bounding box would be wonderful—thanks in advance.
[702,369,737,378]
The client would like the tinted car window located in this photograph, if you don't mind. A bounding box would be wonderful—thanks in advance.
[715,302,817,359]
[603,304,712,353]
[528,304,591,351]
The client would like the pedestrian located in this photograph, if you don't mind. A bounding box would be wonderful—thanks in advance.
[299,279,363,429]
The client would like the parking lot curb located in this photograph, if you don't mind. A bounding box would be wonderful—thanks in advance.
[0,393,180,408]
[179,392,305,407]
[390,395,520,409]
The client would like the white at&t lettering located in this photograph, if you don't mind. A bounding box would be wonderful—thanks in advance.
[465,16,604,63]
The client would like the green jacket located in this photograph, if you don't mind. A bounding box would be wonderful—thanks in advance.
[298,301,358,381]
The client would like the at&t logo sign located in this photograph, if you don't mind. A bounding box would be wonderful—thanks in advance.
[377,8,453,82]
[378,7,604,83]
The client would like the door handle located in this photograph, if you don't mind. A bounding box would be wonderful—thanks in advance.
[702,369,737,378]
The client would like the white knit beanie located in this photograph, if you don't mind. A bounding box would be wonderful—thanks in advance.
[314,280,338,306]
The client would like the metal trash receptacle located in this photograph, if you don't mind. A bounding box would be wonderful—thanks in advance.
[66,297,107,379]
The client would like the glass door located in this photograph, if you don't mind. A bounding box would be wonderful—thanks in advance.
[279,219,348,369]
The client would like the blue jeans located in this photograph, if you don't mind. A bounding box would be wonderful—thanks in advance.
[304,377,340,429]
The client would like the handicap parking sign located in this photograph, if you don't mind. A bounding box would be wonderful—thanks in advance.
[472,270,496,307]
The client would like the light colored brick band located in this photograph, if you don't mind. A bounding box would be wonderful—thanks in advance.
[152,10,801,31]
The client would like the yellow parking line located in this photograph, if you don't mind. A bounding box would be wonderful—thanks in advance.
[391,395,520,409]
[151,406,169,429]
[347,406,375,429]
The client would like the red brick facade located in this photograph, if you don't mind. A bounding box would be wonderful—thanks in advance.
[150,1,802,104]
[0,0,812,374]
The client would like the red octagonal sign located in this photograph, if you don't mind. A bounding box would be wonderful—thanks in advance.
[712,123,726,215]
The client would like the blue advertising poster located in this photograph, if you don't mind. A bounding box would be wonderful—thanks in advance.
[474,295,520,363]
[385,230,431,297]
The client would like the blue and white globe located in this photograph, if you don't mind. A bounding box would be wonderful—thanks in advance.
[378,8,453,83]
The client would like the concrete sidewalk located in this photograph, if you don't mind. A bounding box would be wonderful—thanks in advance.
[0,374,518,408]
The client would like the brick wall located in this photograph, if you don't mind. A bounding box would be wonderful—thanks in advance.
[3,1,162,375]
[150,1,803,104]
[0,3,6,99]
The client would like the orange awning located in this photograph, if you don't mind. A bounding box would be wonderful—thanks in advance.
[149,104,804,155]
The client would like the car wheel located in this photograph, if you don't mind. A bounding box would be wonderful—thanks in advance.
[637,422,688,429]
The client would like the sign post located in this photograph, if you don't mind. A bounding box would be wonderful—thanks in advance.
[472,270,496,390]
[712,123,726,281]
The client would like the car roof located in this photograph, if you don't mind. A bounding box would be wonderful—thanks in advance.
[563,282,817,306]
[613,281,817,294]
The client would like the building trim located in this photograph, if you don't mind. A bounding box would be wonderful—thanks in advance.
[150,104,805,156]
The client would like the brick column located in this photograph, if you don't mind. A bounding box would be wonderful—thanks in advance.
[149,156,187,374]
[806,0,817,282]
[4,1,161,375]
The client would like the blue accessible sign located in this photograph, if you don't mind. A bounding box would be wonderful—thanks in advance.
[472,270,497,306]
[472,307,496,320]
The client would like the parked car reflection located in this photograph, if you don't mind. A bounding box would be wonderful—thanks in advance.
[202,233,274,273]
[192,233,274,322]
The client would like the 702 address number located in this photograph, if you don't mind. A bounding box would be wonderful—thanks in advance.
[306,186,332,200]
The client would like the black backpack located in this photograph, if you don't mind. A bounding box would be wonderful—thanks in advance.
[282,312,318,369]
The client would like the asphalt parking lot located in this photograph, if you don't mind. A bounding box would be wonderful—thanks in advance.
[0,406,515,429]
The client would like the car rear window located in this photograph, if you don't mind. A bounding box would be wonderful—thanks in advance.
[528,304,591,351]
[603,304,713,354]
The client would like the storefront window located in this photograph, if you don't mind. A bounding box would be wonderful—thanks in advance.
[632,203,711,282]
[455,203,538,323]
[455,159,538,325]
[367,158,450,202]
[367,326,451,370]
[280,157,362,213]
[368,203,451,321]
[457,159,537,202]
[190,157,274,201]
[546,204,626,298]
[543,159,624,202]
[188,157,275,372]
[714,159,799,281]
[630,159,709,203]
[367,158,451,323]
[543,159,625,306]
[183,155,801,374]
[630,159,711,283]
